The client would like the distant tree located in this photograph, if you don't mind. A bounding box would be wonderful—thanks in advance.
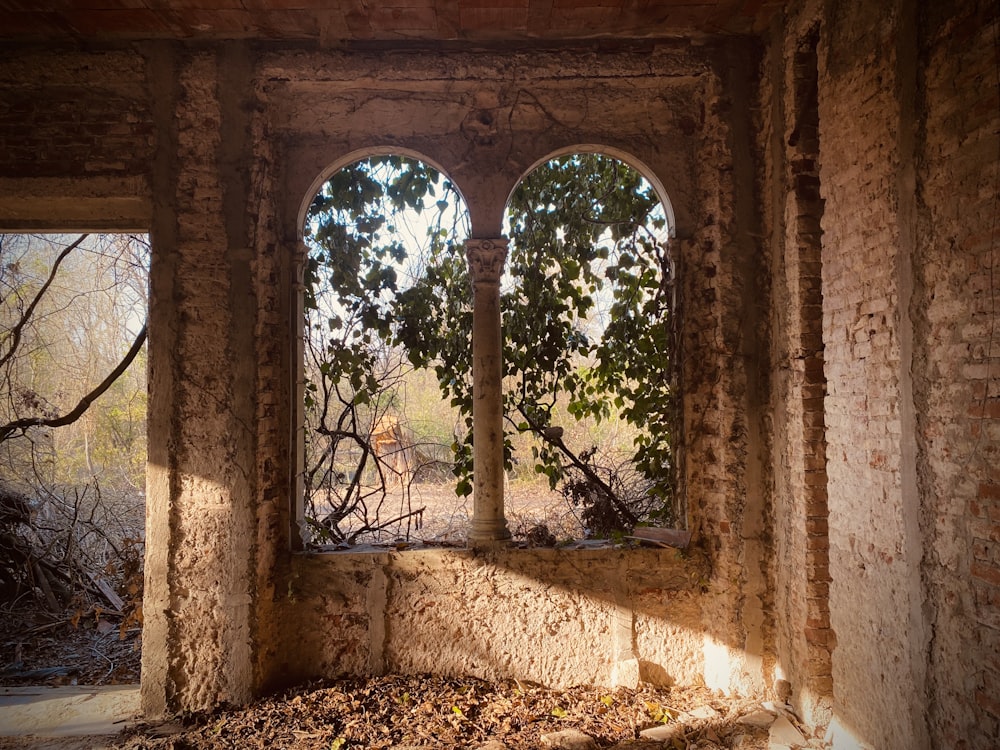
[0,234,147,447]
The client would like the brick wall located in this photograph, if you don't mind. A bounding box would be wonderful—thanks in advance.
[0,47,152,228]
[819,0,930,745]
[918,1,1000,747]
[806,0,1000,747]
[0,48,152,180]
[760,2,834,727]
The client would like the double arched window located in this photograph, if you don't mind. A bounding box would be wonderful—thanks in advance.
[296,148,678,549]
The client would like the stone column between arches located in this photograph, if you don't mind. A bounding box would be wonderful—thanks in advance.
[465,238,511,545]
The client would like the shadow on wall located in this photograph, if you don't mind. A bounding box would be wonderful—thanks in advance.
[277,546,762,696]
[279,546,881,747]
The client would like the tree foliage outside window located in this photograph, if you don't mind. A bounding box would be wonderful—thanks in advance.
[303,152,679,546]
[302,158,468,545]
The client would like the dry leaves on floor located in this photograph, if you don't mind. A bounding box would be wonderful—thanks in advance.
[117,674,776,750]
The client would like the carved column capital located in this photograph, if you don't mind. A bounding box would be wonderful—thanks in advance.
[465,238,509,285]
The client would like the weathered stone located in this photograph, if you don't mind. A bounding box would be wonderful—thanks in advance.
[610,658,640,689]
[681,704,720,721]
[773,679,793,704]
[638,723,685,742]
[737,709,777,728]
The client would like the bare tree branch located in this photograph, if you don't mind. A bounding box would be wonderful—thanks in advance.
[0,322,147,443]
[514,403,639,527]
[0,234,89,370]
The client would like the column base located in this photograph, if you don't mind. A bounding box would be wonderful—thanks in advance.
[467,518,512,548]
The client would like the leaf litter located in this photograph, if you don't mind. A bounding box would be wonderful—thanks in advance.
[109,674,777,749]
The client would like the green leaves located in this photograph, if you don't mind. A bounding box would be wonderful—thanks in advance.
[303,152,679,541]
[501,154,677,525]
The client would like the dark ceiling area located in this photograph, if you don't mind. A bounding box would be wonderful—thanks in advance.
[0,1,784,43]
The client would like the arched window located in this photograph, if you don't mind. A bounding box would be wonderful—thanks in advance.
[501,151,680,535]
[297,149,680,549]
[299,154,470,547]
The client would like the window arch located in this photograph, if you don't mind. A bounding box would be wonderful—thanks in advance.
[509,145,676,240]
[296,152,472,547]
[499,149,681,534]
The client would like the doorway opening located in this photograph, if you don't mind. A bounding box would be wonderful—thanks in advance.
[0,232,148,687]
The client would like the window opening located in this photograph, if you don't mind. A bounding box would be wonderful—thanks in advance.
[300,152,678,550]
[301,156,472,547]
[501,153,679,540]
[0,232,148,683]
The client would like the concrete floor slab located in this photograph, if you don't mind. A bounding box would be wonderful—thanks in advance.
[0,685,139,737]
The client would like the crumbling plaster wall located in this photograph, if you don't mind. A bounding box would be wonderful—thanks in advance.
[267,42,772,699]
[0,41,288,717]
[141,42,284,717]
[283,548,709,690]
[2,7,996,741]
[759,0,1000,748]
[0,40,770,715]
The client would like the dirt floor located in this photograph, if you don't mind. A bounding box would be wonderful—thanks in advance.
[0,602,825,750]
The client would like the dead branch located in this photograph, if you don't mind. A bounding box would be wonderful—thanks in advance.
[0,234,90,371]
[31,561,60,611]
[0,322,147,443]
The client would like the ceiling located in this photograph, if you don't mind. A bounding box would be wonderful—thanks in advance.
[0,1,783,43]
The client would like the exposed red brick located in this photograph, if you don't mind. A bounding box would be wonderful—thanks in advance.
[972,561,1000,588]
[979,482,1000,501]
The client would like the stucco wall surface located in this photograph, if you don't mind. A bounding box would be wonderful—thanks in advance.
[0,39,769,715]
[0,37,775,720]
[282,548,709,691]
